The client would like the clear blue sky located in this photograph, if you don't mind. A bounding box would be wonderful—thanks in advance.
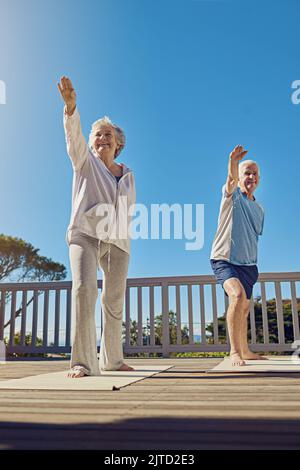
[0,0,299,283]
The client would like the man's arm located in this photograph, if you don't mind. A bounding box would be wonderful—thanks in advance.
[58,76,89,171]
[225,145,248,196]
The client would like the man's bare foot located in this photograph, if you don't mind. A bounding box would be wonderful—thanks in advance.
[67,366,86,378]
[230,353,246,366]
[117,363,135,371]
[242,351,268,360]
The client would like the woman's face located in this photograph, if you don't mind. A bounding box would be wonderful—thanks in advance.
[92,125,119,159]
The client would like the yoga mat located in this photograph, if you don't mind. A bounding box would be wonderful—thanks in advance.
[0,365,173,390]
[206,356,300,374]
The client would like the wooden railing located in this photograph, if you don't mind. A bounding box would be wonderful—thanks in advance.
[0,272,299,357]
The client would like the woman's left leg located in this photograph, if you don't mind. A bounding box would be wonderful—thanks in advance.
[98,242,134,371]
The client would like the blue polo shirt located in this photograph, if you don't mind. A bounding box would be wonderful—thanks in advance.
[210,185,264,266]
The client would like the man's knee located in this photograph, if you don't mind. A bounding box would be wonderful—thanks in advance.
[224,278,247,304]
[230,291,245,305]
[227,286,246,305]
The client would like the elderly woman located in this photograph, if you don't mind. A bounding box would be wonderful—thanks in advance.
[58,76,136,377]
[210,145,266,367]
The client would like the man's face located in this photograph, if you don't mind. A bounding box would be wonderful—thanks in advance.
[239,164,260,194]
[93,125,118,159]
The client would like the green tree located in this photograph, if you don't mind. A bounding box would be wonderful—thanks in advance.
[123,310,190,346]
[154,310,189,345]
[206,297,300,344]
[4,332,51,357]
[0,234,67,330]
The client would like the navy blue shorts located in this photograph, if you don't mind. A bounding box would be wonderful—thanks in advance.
[210,259,259,300]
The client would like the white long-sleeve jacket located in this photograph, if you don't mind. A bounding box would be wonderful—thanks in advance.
[63,106,136,256]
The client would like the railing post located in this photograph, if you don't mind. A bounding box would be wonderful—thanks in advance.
[260,281,269,345]
[125,287,131,348]
[200,285,206,345]
[9,290,16,347]
[31,290,38,347]
[20,290,28,346]
[176,285,182,346]
[149,286,155,347]
[0,290,5,341]
[211,284,219,344]
[188,285,194,345]
[291,281,300,341]
[137,287,143,347]
[162,282,170,358]
[275,281,285,347]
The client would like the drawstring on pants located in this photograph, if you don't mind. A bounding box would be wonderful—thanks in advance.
[97,239,101,270]
[108,243,111,273]
[97,239,111,273]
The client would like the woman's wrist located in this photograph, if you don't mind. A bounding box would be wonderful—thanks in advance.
[66,103,76,116]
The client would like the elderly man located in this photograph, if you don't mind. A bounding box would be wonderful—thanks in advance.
[210,145,266,366]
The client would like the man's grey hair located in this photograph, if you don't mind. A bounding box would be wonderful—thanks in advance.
[88,116,125,159]
[238,159,260,178]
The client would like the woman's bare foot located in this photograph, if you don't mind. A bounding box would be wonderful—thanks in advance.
[117,363,135,371]
[67,366,86,378]
[230,352,246,366]
[242,351,268,360]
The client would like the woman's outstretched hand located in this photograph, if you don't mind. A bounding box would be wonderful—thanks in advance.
[57,76,77,116]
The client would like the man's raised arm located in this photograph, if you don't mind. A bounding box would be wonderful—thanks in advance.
[225,145,248,196]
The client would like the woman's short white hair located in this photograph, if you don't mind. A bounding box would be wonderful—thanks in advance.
[238,159,260,177]
[88,115,125,159]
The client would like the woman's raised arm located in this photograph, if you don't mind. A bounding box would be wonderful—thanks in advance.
[57,76,77,115]
[58,75,89,171]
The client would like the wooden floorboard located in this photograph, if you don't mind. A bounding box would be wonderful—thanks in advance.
[0,358,300,449]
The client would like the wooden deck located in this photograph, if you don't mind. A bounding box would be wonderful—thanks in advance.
[0,357,300,450]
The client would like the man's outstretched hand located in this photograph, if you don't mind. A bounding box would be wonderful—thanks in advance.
[225,145,248,196]
[229,145,248,161]
[57,76,77,116]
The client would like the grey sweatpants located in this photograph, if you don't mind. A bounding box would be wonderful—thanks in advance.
[68,231,130,375]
